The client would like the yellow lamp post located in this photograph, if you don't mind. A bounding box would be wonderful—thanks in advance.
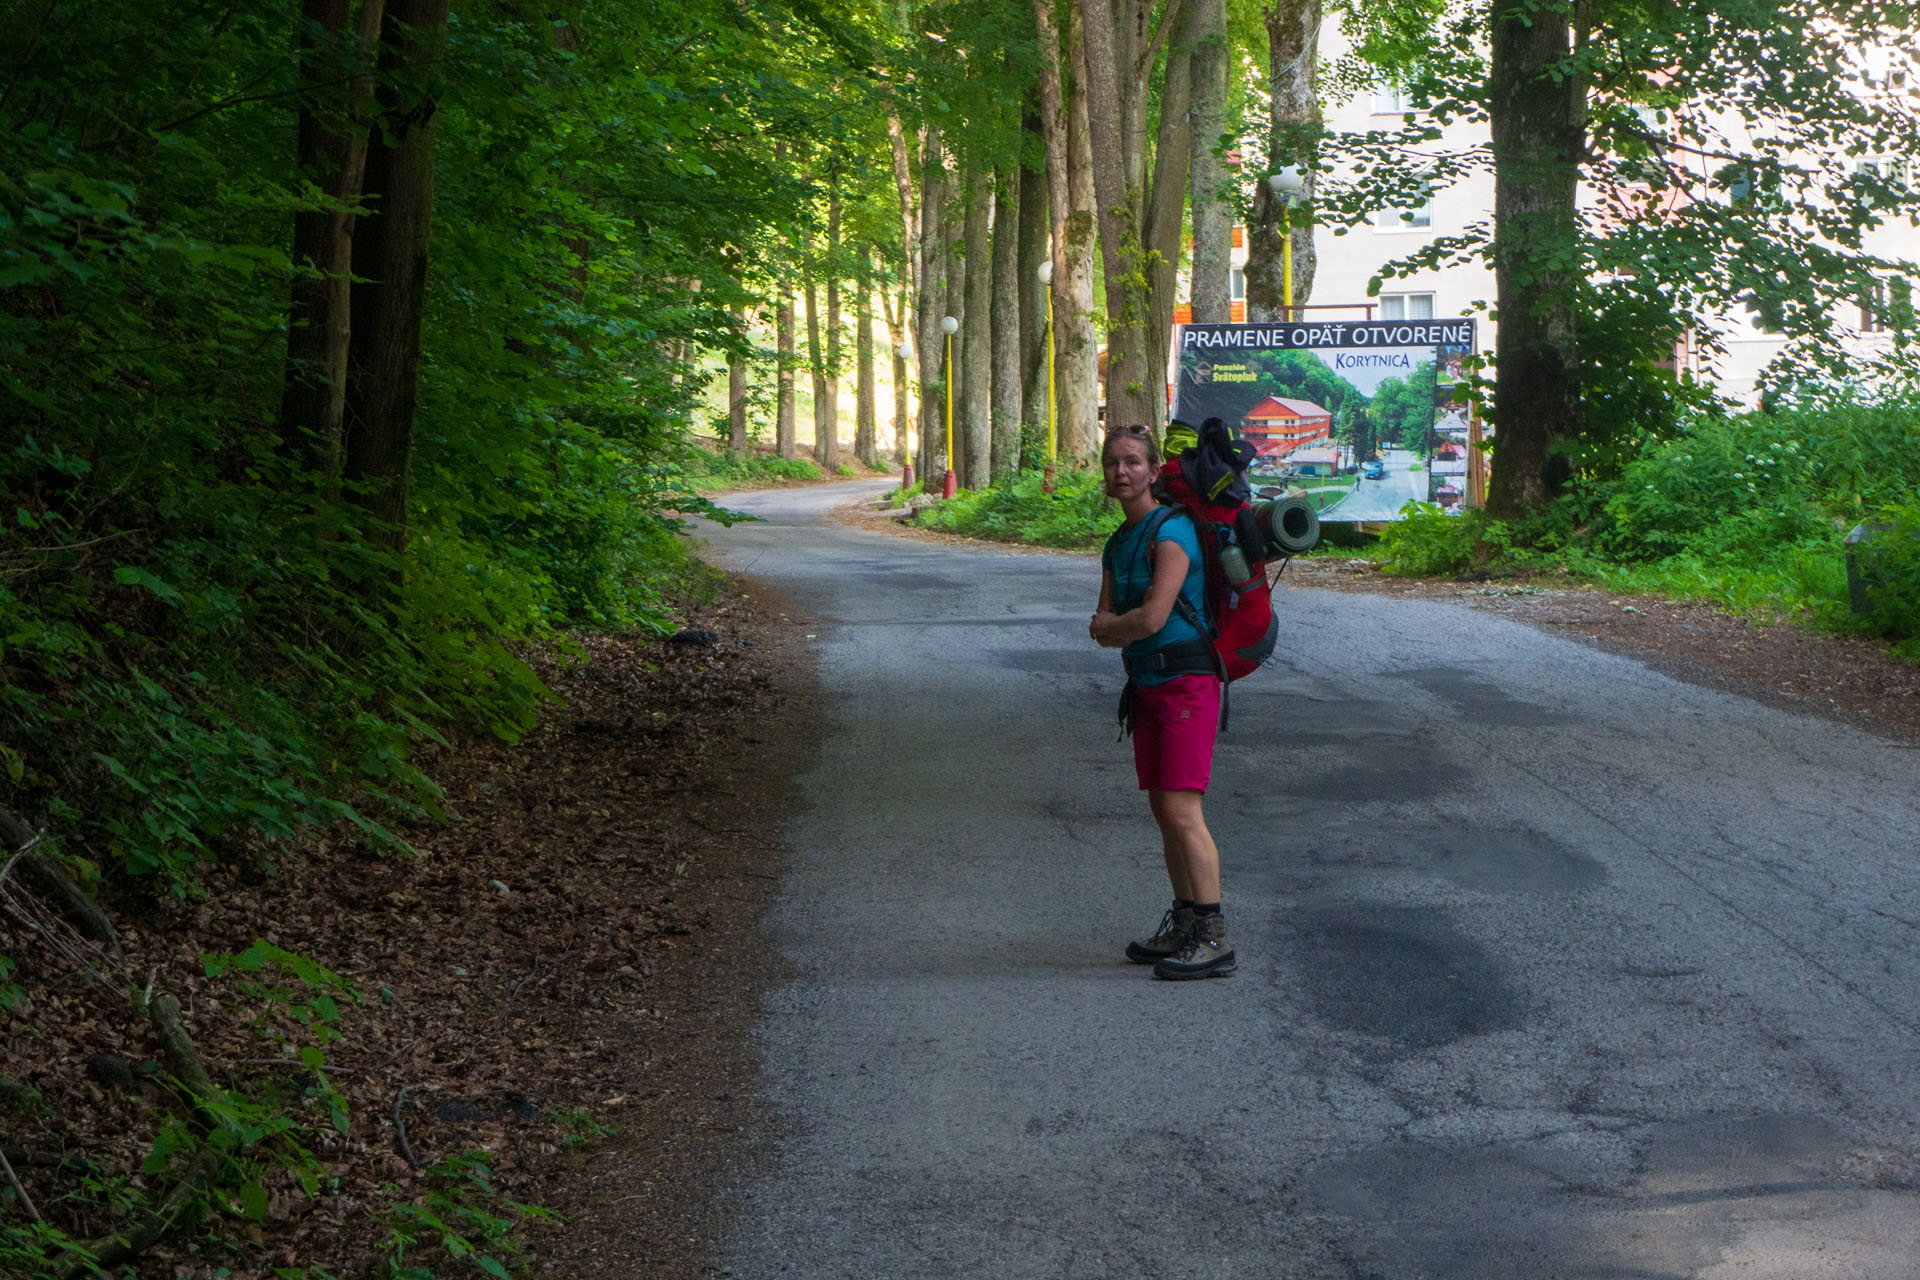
[1269,165,1305,319]
[1038,258,1056,492]
[940,315,958,499]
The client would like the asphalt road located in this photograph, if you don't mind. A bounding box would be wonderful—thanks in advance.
[694,479,1920,1280]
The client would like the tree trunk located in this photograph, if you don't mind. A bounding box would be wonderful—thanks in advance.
[1144,11,1192,427]
[342,0,448,545]
[805,274,828,463]
[886,107,920,307]
[856,271,877,467]
[727,305,749,453]
[1035,0,1101,461]
[882,286,912,466]
[281,0,384,483]
[915,135,948,484]
[1017,139,1051,467]
[1486,0,1585,517]
[939,171,968,481]
[821,175,842,469]
[1246,0,1320,322]
[990,157,1024,481]
[961,170,993,489]
[1078,0,1177,433]
[776,282,797,460]
[1187,0,1230,322]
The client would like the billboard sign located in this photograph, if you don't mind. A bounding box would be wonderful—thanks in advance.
[1169,319,1478,522]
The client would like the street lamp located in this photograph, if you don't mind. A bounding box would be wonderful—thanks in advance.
[1037,258,1057,492]
[940,315,959,499]
[1268,165,1306,320]
[895,341,914,492]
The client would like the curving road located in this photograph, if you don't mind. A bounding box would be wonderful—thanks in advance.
[695,479,1920,1280]
[1322,446,1428,521]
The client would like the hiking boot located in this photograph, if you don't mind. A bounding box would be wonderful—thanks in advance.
[1152,913,1235,980]
[1125,903,1195,964]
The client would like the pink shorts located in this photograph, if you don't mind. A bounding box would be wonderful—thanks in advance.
[1131,675,1221,792]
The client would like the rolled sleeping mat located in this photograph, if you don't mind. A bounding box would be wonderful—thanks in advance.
[1255,496,1320,556]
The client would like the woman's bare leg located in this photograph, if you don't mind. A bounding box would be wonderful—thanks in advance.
[1148,788,1218,903]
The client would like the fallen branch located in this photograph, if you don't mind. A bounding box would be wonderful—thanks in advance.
[0,807,119,953]
[394,1083,428,1169]
[0,1142,41,1222]
[0,1144,95,1173]
[63,1144,219,1276]
[54,991,231,1275]
[147,992,219,1110]
[0,816,242,1278]
[238,1058,358,1075]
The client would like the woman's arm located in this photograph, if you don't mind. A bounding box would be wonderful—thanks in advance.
[1091,540,1190,648]
[1091,568,1118,644]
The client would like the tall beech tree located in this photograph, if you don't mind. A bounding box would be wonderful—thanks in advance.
[342,0,450,541]
[777,280,799,459]
[1486,0,1582,515]
[1078,0,1190,431]
[960,167,993,485]
[1244,0,1320,323]
[1187,0,1232,323]
[990,152,1026,480]
[1033,0,1100,458]
[281,0,385,480]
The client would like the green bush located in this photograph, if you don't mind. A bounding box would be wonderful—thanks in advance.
[1376,503,1483,575]
[918,467,1117,547]
[1854,502,1920,651]
[676,447,824,488]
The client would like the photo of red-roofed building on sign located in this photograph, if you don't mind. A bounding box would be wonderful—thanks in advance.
[1240,395,1334,466]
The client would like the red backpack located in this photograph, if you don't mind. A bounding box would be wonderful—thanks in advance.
[1154,419,1281,690]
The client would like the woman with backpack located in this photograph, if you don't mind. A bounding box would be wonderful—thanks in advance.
[1089,424,1235,980]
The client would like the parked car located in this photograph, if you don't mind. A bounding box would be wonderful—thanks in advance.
[1362,460,1385,480]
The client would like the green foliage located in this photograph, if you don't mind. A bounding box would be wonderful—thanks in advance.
[1493,394,1920,639]
[918,468,1116,547]
[1854,502,1920,653]
[1320,0,1920,510]
[382,1152,553,1280]
[0,0,856,896]
[1376,502,1483,576]
[558,1106,617,1152]
[675,449,825,488]
[0,953,21,1017]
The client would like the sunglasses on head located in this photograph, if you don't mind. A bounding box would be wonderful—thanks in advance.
[1105,424,1154,439]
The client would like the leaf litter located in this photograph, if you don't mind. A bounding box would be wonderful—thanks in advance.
[1,577,815,1278]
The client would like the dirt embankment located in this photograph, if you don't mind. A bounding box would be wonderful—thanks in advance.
[2,580,816,1279]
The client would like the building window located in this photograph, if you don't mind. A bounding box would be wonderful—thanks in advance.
[1230,266,1246,301]
[1372,79,1418,115]
[1855,157,1912,207]
[1379,293,1435,321]
[1373,190,1433,230]
[1861,277,1913,335]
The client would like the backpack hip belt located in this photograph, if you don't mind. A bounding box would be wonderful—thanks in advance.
[1122,635,1219,680]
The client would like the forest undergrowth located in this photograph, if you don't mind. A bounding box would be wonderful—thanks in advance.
[1,578,804,1279]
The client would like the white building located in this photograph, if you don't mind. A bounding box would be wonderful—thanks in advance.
[1187,15,1919,406]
